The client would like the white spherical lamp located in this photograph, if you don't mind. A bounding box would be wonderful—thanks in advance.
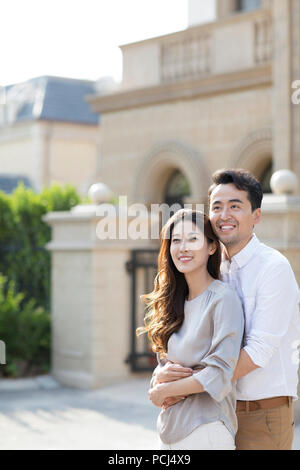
[88,183,112,204]
[270,170,298,195]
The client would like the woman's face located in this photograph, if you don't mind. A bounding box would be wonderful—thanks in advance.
[170,219,214,275]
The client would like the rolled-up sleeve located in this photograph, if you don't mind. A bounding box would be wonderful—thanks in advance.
[193,289,244,402]
[243,260,300,368]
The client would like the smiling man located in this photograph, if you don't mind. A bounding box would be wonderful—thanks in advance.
[208,168,300,450]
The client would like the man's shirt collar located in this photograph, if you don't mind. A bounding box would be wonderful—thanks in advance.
[222,233,260,271]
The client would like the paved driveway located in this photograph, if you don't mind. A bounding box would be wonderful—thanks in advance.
[0,375,299,450]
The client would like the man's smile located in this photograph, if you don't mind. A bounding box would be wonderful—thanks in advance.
[218,223,237,232]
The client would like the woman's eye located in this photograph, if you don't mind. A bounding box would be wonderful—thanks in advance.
[172,238,180,243]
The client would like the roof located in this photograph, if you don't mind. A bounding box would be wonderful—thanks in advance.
[0,175,33,194]
[3,76,99,125]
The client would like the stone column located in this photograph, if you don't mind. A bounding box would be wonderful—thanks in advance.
[272,0,300,177]
[43,186,158,389]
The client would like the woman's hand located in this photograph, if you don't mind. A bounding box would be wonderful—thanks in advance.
[148,383,169,407]
[155,362,193,384]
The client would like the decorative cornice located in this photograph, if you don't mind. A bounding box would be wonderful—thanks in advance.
[87,65,272,114]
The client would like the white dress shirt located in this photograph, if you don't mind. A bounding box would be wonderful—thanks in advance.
[221,234,300,401]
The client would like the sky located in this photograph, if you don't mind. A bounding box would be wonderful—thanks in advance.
[1,0,215,87]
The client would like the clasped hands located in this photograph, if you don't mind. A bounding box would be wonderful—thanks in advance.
[148,362,193,409]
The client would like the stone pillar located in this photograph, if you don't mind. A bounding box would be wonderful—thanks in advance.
[43,187,158,389]
[272,0,300,178]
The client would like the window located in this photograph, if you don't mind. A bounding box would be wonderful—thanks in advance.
[164,170,191,208]
[237,0,261,12]
[259,160,273,194]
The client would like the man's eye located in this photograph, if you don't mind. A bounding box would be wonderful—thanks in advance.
[213,206,220,211]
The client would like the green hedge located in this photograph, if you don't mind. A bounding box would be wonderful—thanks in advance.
[0,182,83,377]
[0,182,81,310]
[0,275,50,377]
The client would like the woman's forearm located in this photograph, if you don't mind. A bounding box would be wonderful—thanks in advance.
[163,375,204,398]
[149,373,204,407]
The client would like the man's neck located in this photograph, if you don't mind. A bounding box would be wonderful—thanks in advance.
[224,234,254,262]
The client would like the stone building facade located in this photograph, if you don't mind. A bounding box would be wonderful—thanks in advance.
[0,76,100,195]
[88,0,299,208]
[43,0,300,389]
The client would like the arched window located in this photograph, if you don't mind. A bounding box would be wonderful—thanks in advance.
[258,160,273,194]
[236,0,261,12]
[164,170,191,208]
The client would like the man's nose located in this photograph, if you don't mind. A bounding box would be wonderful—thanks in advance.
[220,207,231,220]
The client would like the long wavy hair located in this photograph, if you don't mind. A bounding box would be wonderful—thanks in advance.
[136,209,221,357]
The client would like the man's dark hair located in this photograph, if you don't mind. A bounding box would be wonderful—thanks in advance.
[208,169,263,211]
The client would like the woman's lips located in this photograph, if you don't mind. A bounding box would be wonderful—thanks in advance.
[178,256,193,263]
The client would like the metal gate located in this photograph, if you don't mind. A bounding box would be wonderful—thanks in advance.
[125,249,159,372]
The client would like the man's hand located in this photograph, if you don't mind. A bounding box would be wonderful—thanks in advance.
[155,362,193,384]
[162,396,186,410]
[149,383,168,407]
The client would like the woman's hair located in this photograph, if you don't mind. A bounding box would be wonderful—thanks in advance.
[136,209,221,357]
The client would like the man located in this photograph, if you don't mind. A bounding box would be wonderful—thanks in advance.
[151,169,300,450]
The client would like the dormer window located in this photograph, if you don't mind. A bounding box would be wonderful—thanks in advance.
[237,0,261,12]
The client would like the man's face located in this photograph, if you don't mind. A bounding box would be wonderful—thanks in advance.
[209,183,261,251]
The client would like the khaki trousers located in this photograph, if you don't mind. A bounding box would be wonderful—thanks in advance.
[235,399,294,450]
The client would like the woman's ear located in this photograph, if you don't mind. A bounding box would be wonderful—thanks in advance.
[209,241,217,256]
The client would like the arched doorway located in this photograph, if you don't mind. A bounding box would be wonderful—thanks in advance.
[257,159,273,194]
[132,141,210,206]
[233,128,273,194]
[164,169,191,208]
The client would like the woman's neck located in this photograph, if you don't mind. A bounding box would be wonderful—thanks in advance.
[185,269,215,301]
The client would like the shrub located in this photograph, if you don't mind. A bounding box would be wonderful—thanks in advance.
[0,182,81,377]
[0,182,81,310]
[0,274,50,377]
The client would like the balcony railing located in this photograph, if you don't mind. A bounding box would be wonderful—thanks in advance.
[160,9,273,84]
[120,8,273,90]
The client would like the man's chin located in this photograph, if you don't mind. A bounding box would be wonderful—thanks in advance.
[217,233,239,246]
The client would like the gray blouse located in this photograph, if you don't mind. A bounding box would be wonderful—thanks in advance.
[156,279,244,445]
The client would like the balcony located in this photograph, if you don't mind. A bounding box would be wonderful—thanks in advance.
[120,8,272,90]
[89,8,273,114]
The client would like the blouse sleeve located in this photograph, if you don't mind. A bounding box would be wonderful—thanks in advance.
[193,288,244,402]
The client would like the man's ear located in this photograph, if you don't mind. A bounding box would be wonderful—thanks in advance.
[253,208,261,226]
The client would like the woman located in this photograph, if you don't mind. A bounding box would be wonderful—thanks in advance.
[137,209,244,450]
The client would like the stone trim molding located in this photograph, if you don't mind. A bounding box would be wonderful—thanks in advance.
[132,140,210,205]
[232,127,273,175]
[88,65,272,114]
